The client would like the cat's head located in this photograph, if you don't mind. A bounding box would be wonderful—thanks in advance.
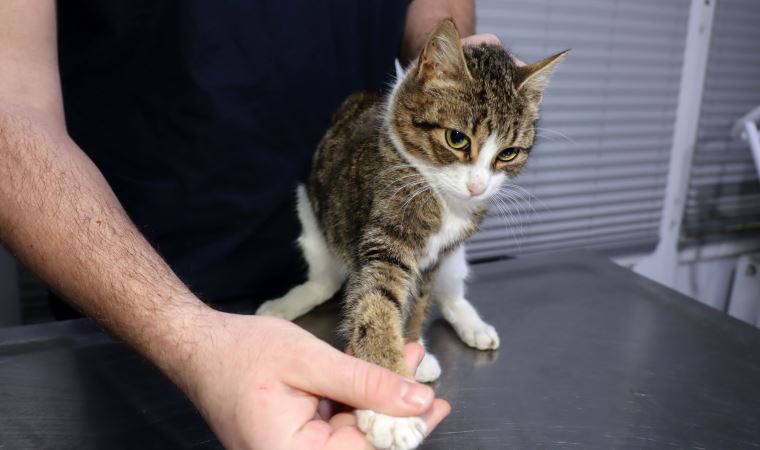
[387,19,567,211]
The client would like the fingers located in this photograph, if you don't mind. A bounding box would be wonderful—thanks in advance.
[293,418,374,450]
[348,341,423,368]
[316,398,333,420]
[316,343,450,448]
[324,426,375,450]
[325,401,450,448]
[403,341,425,371]
[291,341,434,417]
[319,342,427,420]
[422,399,452,436]
[405,343,451,435]
[328,412,357,430]
[461,33,502,47]
[327,399,450,437]
[297,402,451,450]
[460,33,527,67]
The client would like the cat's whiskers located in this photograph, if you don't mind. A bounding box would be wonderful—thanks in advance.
[533,133,560,143]
[522,126,576,145]
[490,183,543,244]
[376,164,429,198]
[490,195,524,252]
[495,190,535,224]
[381,172,423,190]
[498,182,547,214]
[400,183,434,216]
[385,177,430,202]
[532,126,576,144]
[377,163,417,176]
[496,193,525,247]
[401,175,452,217]
[425,175,483,216]
[495,190,532,240]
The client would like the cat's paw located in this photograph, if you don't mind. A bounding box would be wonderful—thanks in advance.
[455,321,500,350]
[356,410,426,450]
[255,298,303,321]
[414,352,441,383]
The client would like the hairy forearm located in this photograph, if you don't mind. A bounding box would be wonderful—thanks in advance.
[400,0,475,65]
[0,105,209,392]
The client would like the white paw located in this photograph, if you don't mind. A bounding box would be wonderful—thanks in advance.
[255,298,303,321]
[356,410,426,450]
[455,321,500,350]
[414,352,441,383]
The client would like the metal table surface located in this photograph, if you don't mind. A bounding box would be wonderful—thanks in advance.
[1,253,759,450]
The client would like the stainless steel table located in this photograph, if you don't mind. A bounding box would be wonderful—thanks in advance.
[2,253,760,449]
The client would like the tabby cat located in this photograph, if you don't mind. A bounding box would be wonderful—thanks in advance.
[257,19,566,450]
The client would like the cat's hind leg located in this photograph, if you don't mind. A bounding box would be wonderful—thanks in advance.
[256,185,346,320]
[433,246,499,350]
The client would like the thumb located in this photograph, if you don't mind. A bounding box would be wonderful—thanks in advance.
[290,343,434,416]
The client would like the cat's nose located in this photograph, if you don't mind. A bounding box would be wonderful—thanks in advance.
[467,181,486,197]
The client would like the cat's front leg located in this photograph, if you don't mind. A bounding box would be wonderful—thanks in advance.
[345,259,427,450]
[433,246,500,350]
[404,282,442,383]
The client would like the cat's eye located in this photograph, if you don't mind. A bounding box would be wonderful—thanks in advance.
[497,147,520,162]
[445,129,470,150]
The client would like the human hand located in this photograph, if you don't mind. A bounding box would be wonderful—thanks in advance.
[461,33,526,67]
[179,312,450,450]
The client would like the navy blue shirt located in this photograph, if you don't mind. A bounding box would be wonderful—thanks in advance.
[56,1,408,303]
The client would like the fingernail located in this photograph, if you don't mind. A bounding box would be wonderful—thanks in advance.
[402,382,433,409]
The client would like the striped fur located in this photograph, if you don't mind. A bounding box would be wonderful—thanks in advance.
[306,20,565,377]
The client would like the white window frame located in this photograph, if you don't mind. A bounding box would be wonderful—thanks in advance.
[633,0,716,287]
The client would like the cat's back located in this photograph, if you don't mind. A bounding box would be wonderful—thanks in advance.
[309,90,386,190]
[328,91,385,140]
[307,91,389,241]
[309,91,384,185]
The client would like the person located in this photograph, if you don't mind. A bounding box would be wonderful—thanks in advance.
[0,1,504,448]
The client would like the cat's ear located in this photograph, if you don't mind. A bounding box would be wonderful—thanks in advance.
[516,50,569,103]
[416,19,472,82]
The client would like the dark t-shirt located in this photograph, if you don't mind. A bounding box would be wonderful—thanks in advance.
[55,1,407,305]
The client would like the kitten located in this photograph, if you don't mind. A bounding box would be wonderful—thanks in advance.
[257,19,566,450]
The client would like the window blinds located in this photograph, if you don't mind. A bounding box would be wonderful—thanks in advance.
[466,0,690,260]
[682,0,760,242]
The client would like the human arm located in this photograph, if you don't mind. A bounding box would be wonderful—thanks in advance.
[0,2,448,448]
[401,0,524,66]
[401,0,475,65]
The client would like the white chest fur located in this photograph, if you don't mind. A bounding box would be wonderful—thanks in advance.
[418,206,471,271]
